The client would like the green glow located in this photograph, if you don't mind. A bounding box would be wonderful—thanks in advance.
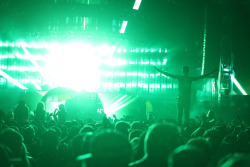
[99,94,137,117]
[83,17,86,30]
[0,66,37,72]
[21,44,51,86]
[120,21,128,34]
[0,69,28,89]
[1,41,174,92]
[231,76,247,95]
[133,0,142,10]
[100,82,173,89]
[149,84,160,88]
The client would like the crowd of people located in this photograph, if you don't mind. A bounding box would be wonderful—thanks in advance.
[0,99,250,167]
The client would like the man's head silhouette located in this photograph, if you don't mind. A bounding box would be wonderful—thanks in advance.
[182,66,189,75]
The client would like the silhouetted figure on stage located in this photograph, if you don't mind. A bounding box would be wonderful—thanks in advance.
[34,102,46,122]
[154,66,217,125]
[13,100,29,123]
[53,104,67,123]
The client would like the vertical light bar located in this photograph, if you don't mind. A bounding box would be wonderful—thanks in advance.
[231,75,247,95]
[133,0,142,10]
[201,5,207,75]
[120,21,128,34]
[0,69,28,89]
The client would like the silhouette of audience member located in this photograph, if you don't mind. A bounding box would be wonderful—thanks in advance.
[129,129,143,142]
[130,121,145,131]
[186,137,212,163]
[77,130,132,167]
[115,121,131,137]
[217,153,250,167]
[0,109,6,124]
[36,129,60,167]
[129,123,181,167]
[20,126,37,159]
[0,128,30,167]
[168,145,207,167]
[34,102,46,122]
[13,100,29,123]
[0,144,12,167]
[154,66,217,125]
[54,104,67,123]
[237,129,250,153]
[71,132,94,159]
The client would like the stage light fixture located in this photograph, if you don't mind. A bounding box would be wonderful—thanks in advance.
[120,21,128,34]
[3,42,9,47]
[9,42,15,47]
[231,75,247,95]
[163,59,167,65]
[133,0,142,10]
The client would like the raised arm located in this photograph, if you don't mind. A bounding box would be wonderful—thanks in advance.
[153,66,179,79]
[191,69,218,81]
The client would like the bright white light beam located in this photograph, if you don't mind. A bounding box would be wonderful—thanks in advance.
[120,21,128,34]
[0,69,28,89]
[231,75,247,95]
[133,0,142,10]
[21,44,52,87]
